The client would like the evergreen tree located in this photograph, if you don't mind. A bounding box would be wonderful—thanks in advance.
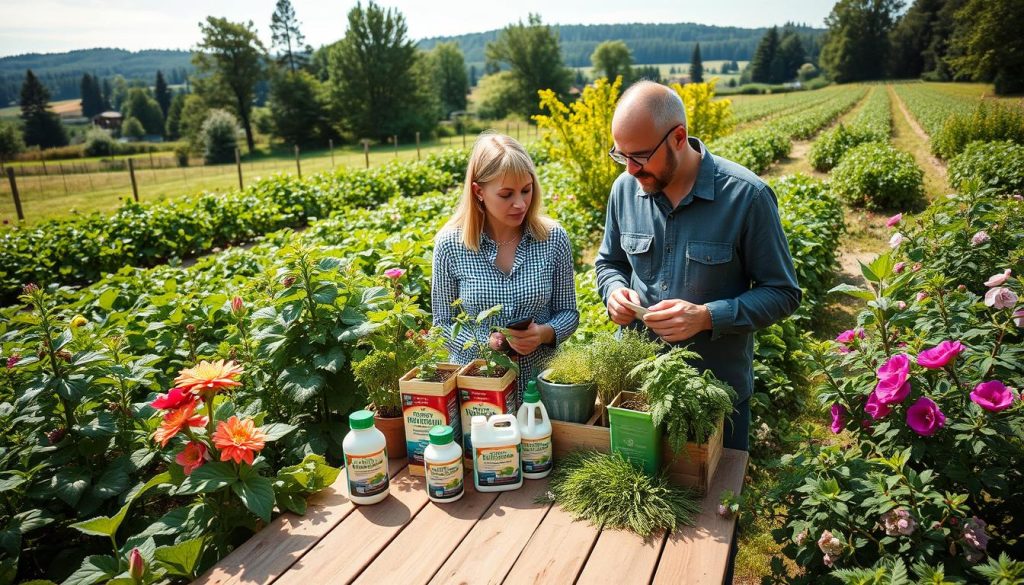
[689,43,704,83]
[101,78,113,109]
[819,0,901,83]
[468,64,478,87]
[750,27,779,83]
[165,93,186,139]
[193,17,267,153]
[270,0,311,72]
[776,31,806,82]
[0,120,25,167]
[155,70,172,120]
[80,73,105,118]
[486,14,572,117]
[20,70,67,148]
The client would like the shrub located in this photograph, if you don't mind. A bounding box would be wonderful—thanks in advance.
[932,100,1024,160]
[82,128,116,157]
[830,142,925,211]
[713,126,790,174]
[948,140,1024,195]
[200,109,241,164]
[671,80,735,142]
[121,117,145,140]
[809,123,887,172]
[543,344,593,385]
[0,120,25,164]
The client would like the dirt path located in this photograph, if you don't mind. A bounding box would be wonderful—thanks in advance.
[887,86,951,199]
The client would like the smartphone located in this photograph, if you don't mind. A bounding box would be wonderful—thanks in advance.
[620,299,649,318]
[506,317,534,331]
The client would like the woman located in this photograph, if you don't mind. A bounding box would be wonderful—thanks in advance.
[432,132,579,402]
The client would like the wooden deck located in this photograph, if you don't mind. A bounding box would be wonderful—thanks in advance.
[194,449,749,585]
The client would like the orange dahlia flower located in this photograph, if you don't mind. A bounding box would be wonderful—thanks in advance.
[153,401,207,447]
[212,416,267,466]
[174,360,243,395]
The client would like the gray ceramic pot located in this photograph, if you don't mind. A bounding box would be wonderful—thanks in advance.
[536,368,597,424]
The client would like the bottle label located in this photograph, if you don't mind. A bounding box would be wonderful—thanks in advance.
[521,435,552,474]
[345,448,389,497]
[474,445,521,486]
[425,455,465,499]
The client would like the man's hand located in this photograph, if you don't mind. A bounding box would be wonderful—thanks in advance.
[505,323,555,356]
[607,287,642,326]
[643,299,712,343]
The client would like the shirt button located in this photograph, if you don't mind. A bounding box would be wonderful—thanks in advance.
[666,245,672,253]
[661,283,668,291]
[705,255,711,262]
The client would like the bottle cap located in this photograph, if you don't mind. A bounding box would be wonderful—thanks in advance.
[428,425,454,445]
[349,409,375,430]
[523,379,540,404]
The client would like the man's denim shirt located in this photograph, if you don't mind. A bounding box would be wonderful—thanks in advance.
[595,137,802,401]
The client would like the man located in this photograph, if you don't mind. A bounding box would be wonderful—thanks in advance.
[595,80,801,453]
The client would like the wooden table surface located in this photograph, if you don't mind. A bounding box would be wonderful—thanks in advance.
[194,449,749,585]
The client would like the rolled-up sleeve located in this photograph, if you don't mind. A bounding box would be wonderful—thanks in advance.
[545,228,580,345]
[595,188,631,304]
[431,235,478,354]
[705,186,801,339]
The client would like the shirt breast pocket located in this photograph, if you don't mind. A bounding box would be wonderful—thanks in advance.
[685,241,735,300]
[621,232,654,281]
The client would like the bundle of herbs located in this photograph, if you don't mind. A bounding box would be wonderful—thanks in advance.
[629,346,737,454]
[540,450,700,538]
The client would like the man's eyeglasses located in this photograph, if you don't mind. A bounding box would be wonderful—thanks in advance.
[608,124,682,167]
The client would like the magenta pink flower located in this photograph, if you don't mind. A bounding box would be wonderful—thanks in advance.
[911,262,922,272]
[886,213,903,228]
[916,291,929,302]
[830,404,846,434]
[906,397,945,436]
[916,340,965,369]
[984,287,1018,309]
[874,354,911,404]
[893,262,906,274]
[970,380,1014,412]
[1014,309,1024,328]
[889,233,904,248]
[834,328,864,352]
[896,301,907,311]
[384,268,406,279]
[865,391,892,419]
[984,269,1012,288]
[877,353,910,381]
[971,231,990,246]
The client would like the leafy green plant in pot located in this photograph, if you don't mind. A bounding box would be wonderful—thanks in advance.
[537,343,597,423]
[586,329,662,425]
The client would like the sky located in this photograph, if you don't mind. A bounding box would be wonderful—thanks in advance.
[0,0,836,58]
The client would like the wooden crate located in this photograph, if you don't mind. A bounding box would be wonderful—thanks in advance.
[551,405,610,460]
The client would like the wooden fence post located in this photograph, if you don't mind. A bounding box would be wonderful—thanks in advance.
[415,132,420,160]
[363,140,370,169]
[6,168,24,221]
[127,158,139,202]
[294,145,302,179]
[235,147,243,190]
[329,139,335,167]
[393,135,398,158]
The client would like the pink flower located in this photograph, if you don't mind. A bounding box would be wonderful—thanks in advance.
[877,353,910,381]
[896,301,907,310]
[970,380,1014,412]
[906,397,946,436]
[175,441,209,475]
[834,328,864,352]
[5,354,20,369]
[916,340,965,369]
[962,517,989,551]
[889,233,904,248]
[984,287,1018,309]
[151,387,197,411]
[916,291,929,302]
[128,548,145,580]
[830,404,846,434]
[882,509,916,536]
[911,262,922,272]
[865,391,892,419]
[1014,309,1024,328]
[971,231,990,246]
[893,262,906,274]
[384,268,406,279]
[231,296,245,316]
[886,213,902,227]
[818,530,843,556]
[874,354,911,405]
[984,269,1012,288]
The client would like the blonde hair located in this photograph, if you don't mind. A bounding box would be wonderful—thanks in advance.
[443,131,554,251]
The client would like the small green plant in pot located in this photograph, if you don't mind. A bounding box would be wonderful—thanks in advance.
[586,329,662,426]
[537,344,597,423]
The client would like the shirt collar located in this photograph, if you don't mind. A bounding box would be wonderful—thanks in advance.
[634,136,717,204]
[480,224,536,248]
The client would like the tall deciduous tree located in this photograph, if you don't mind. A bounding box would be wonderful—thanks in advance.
[591,40,634,84]
[689,43,704,83]
[121,88,164,136]
[270,0,311,72]
[20,70,67,148]
[155,70,172,120]
[947,0,1024,94]
[427,42,469,119]
[270,70,326,145]
[819,0,902,83]
[486,14,571,117]
[193,16,267,153]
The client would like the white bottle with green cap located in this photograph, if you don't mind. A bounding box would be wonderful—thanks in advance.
[423,425,464,503]
[517,380,553,479]
[343,409,390,505]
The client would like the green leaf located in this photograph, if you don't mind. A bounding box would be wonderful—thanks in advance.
[154,537,206,579]
[361,286,389,304]
[177,462,237,495]
[52,468,90,507]
[92,463,130,501]
[232,475,275,523]
[313,346,346,374]
[828,283,875,301]
[97,289,119,310]
[476,304,503,323]
[859,260,880,283]
[276,492,307,515]
[61,555,119,585]
[260,423,297,442]
[79,412,117,438]
[312,285,338,305]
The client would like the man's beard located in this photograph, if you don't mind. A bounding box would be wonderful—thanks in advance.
[635,154,678,194]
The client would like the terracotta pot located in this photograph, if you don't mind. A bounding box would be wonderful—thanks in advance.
[374,412,407,459]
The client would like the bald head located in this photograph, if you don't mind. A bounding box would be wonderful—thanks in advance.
[613,81,687,136]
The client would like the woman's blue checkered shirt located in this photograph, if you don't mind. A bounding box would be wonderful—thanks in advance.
[431,223,580,401]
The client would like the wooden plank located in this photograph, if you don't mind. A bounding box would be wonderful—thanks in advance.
[652,449,750,585]
[274,469,430,585]
[428,479,552,585]
[575,528,667,585]
[194,459,406,585]
[502,503,601,585]
[353,482,499,585]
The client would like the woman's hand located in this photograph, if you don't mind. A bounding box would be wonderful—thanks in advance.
[505,323,555,356]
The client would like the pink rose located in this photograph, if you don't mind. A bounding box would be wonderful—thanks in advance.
[893,262,906,274]
[876,353,910,381]
[896,301,907,310]
[984,287,1018,309]
[865,391,892,419]
[984,269,1012,288]
[882,509,916,536]
[889,233,904,249]
[1014,309,1024,328]
[906,396,946,436]
[886,213,902,228]
[835,328,864,345]
[970,380,1014,412]
[231,296,245,316]
[384,268,406,279]
[916,340,965,369]
[875,354,911,404]
[916,291,929,302]
[830,403,846,434]
[971,231,990,246]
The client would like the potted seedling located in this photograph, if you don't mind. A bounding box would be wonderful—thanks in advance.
[587,329,663,426]
[537,343,597,423]
[398,327,462,475]
[353,348,411,459]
